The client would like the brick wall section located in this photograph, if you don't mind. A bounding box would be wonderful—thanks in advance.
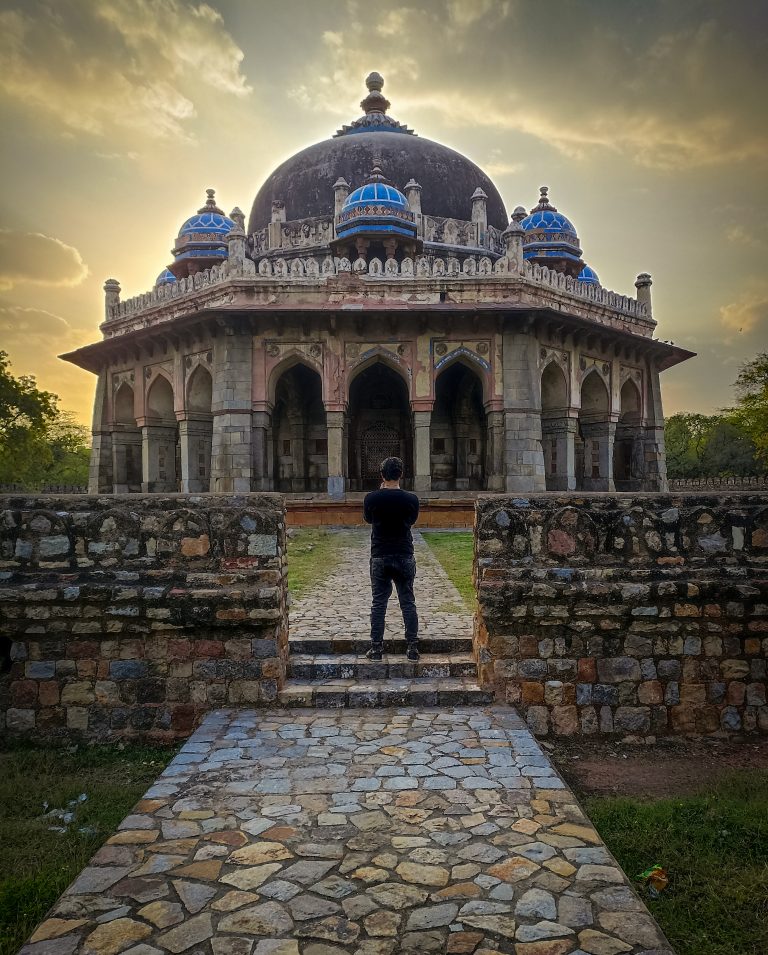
[474,493,768,738]
[0,494,287,740]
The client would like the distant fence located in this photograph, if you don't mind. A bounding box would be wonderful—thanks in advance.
[668,476,768,491]
[0,484,87,494]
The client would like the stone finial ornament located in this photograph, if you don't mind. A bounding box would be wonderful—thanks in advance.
[361,71,390,115]
[404,178,422,217]
[229,207,246,232]
[200,188,225,215]
[103,278,121,321]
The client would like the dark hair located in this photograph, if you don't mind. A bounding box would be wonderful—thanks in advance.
[380,456,404,481]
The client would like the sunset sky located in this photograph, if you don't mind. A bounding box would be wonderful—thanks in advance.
[1,0,766,425]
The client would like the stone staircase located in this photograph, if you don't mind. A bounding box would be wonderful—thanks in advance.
[279,633,493,707]
[279,529,492,707]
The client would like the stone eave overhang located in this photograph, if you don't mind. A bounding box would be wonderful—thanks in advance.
[60,286,693,374]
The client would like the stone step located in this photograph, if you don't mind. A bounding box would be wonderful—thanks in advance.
[288,652,478,681]
[278,677,494,708]
[287,634,474,655]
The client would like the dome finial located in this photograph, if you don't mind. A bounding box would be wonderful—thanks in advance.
[361,72,390,115]
[198,188,224,215]
[530,185,557,214]
[366,159,388,184]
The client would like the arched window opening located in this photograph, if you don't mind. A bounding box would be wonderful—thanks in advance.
[272,364,327,492]
[540,362,570,490]
[431,362,486,491]
[614,377,644,490]
[348,362,412,491]
[576,370,611,490]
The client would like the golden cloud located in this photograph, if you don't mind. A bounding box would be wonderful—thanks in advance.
[0,0,250,143]
[0,231,89,292]
[720,288,768,335]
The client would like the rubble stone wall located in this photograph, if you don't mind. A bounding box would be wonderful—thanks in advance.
[474,493,768,738]
[0,494,287,740]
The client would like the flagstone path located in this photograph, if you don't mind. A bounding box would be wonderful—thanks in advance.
[22,706,674,955]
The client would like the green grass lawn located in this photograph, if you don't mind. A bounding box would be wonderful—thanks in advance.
[0,742,175,955]
[421,530,475,607]
[585,770,768,955]
[287,527,357,598]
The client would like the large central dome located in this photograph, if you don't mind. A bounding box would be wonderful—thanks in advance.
[248,73,507,233]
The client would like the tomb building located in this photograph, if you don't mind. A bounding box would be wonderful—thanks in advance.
[63,72,693,498]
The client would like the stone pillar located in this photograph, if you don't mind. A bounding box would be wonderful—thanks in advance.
[502,329,546,492]
[210,323,253,492]
[88,368,113,494]
[501,208,526,274]
[268,200,286,249]
[103,278,120,322]
[326,411,346,499]
[179,415,213,492]
[645,358,668,491]
[252,410,271,491]
[333,178,350,220]
[413,410,432,493]
[542,415,577,491]
[471,187,488,246]
[579,418,617,491]
[405,179,423,238]
[111,427,142,493]
[635,272,653,319]
[141,424,178,492]
[486,410,505,491]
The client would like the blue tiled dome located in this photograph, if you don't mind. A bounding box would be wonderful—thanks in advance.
[156,268,177,286]
[521,186,582,268]
[336,169,416,242]
[172,189,234,265]
[577,264,600,286]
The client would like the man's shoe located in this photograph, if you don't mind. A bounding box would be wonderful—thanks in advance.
[366,647,383,661]
[406,645,419,661]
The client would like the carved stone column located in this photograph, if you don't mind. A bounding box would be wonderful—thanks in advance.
[413,410,432,493]
[485,410,505,491]
[502,328,546,492]
[252,410,271,491]
[579,417,617,491]
[88,368,113,494]
[326,410,346,499]
[111,426,142,493]
[542,413,577,491]
[210,323,253,492]
[140,423,178,492]
[178,414,213,492]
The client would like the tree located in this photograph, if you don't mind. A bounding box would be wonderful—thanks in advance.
[0,351,89,487]
[731,352,768,468]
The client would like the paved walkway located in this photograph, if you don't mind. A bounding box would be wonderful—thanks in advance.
[23,707,674,955]
[289,530,473,642]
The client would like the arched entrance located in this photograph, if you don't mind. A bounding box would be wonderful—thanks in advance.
[112,381,142,492]
[431,362,486,490]
[272,364,327,492]
[348,362,413,490]
[576,370,611,491]
[143,374,179,492]
[614,377,643,490]
[540,361,574,491]
[181,365,213,492]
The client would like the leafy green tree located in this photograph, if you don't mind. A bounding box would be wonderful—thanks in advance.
[0,351,89,487]
[731,352,768,468]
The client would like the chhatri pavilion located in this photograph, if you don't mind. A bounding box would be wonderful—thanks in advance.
[63,73,693,498]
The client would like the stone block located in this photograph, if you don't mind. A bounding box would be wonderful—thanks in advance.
[614,706,651,734]
[596,657,640,684]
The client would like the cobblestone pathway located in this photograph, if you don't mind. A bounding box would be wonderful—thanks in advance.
[23,707,674,955]
[289,530,473,642]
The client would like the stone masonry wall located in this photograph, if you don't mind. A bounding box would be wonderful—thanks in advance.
[0,494,287,740]
[474,493,768,738]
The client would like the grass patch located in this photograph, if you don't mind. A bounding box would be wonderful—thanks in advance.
[585,770,768,955]
[421,531,475,608]
[0,741,175,955]
[287,527,356,598]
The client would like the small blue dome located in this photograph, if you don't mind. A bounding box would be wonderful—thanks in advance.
[172,189,234,265]
[156,268,176,286]
[521,186,582,266]
[577,264,600,286]
[336,169,416,243]
[342,181,410,212]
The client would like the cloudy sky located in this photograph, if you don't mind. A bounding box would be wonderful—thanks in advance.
[1,0,766,424]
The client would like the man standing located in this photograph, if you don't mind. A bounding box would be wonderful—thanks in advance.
[363,456,420,661]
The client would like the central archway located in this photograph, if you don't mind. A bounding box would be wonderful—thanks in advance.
[348,362,413,490]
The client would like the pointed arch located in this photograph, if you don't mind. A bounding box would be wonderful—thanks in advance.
[114,381,136,425]
[580,368,609,417]
[146,373,175,420]
[347,349,411,398]
[619,377,642,423]
[433,348,491,406]
[431,360,487,490]
[577,369,611,490]
[271,362,327,493]
[541,360,569,413]
[267,350,324,406]
[186,364,213,413]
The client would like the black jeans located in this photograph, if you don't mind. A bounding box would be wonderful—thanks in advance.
[370,555,418,648]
